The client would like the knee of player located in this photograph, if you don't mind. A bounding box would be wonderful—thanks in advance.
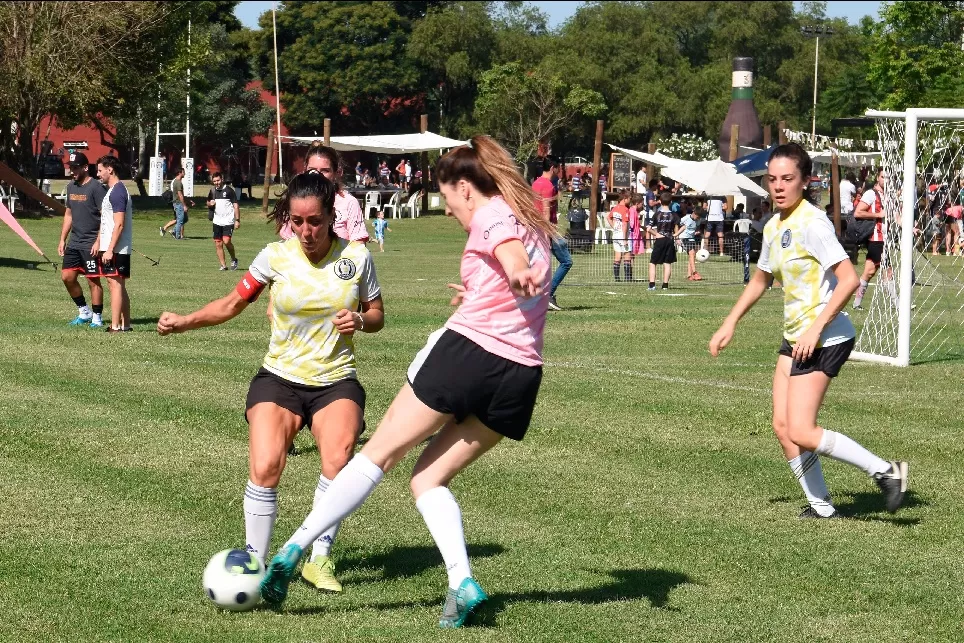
[771,417,790,439]
[786,418,818,444]
[320,441,354,473]
[410,474,447,499]
[249,451,286,486]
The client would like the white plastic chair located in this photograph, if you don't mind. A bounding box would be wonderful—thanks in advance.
[594,211,614,245]
[401,192,421,218]
[364,191,381,220]
[383,191,401,219]
[733,218,751,234]
[0,184,15,213]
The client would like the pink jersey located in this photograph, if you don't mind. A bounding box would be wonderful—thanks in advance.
[445,196,551,366]
[278,190,369,242]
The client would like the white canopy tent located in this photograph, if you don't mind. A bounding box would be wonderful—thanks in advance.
[279,131,468,154]
[660,158,770,198]
[810,149,881,168]
[607,143,682,168]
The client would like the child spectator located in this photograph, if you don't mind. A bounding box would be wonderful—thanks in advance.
[629,193,645,256]
[372,210,391,252]
[647,191,681,290]
[678,205,702,281]
[607,190,633,281]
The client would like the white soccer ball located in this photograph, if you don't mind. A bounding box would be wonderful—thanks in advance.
[695,248,710,263]
[202,548,265,611]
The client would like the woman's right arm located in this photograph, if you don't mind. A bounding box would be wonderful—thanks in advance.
[709,268,770,356]
[158,290,250,335]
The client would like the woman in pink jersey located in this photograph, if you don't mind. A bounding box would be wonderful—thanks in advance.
[278,143,369,243]
[260,135,554,628]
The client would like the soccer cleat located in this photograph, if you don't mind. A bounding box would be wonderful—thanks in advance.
[439,577,488,629]
[260,543,303,605]
[548,296,561,311]
[647,286,656,291]
[88,319,104,329]
[230,258,239,270]
[798,506,840,519]
[218,265,227,271]
[69,315,93,326]
[872,461,908,513]
[301,555,343,592]
[159,226,165,237]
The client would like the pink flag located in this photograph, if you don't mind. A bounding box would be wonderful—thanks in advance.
[0,201,45,256]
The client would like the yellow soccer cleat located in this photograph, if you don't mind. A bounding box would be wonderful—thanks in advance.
[300,555,343,593]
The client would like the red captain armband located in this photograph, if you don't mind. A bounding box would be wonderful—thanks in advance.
[235,271,266,303]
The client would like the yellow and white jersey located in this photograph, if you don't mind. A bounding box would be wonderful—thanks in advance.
[758,200,855,347]
[248,237,380,385]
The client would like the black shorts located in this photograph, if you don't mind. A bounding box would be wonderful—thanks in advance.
[865,240,884,265]
[213,224,235,239]
[650,237,677,264]
[97,252,131,279]
[681,238,699,252]
[779,338,854,378]
[407,329,542,441]
[706,221,725,235]
[245,367,366,430]
[63,246,101,278]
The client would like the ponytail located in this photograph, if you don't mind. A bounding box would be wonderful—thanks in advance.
[437,135,558,240]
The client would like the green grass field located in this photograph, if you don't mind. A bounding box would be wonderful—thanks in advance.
[1,200,962,642]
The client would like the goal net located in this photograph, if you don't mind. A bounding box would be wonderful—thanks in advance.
[853,109,964,366]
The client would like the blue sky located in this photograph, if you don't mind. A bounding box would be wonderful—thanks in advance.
[234,1,883,30]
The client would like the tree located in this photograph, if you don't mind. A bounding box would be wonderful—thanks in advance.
[0,1,188,180]
[866,1,964,110]
[474,62,606,166]
[256,1,425,134]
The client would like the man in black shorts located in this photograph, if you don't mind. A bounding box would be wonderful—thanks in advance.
[647,191,681,290]
[57,152,107,327]
[207,171,240,270]
[853,170,887,309]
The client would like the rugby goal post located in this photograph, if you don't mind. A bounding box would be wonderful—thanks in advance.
[851,108,964,366]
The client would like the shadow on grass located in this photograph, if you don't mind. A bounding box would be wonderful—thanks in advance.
[338,543,505,584]
[555,305,598,312]
[768,489,924,525]
[130,316,161,325]
[284,564,692,622]
[0,257,59,270]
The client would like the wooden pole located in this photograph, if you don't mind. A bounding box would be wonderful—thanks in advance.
[261,128,275,215]
[589,120,604,231]
[761,125,772,194]
[646,143,656,190]
[778,120,787,145]
[323,118,331,146]
[831,150,842,238]
[727,123,740,214]
[420,114,429,214]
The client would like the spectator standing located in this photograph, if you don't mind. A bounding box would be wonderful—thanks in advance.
[852,170,887,309]
[703,196,726,257]
[207,171,240,271]
[570,172,581,193]
[379,161,390,186]
[678,206,702,281]
[396,158,407,190]
[532,156,572,310]
[372,211,391,252]
[94,155,133,333]
[647,191,681,290]
[161,167,191,239]
[404,159,412,191]
[355,161,363,185]
[840,172,857,218]
[58,152,107,327]
[636,166,647,194]
[608,190,632,282]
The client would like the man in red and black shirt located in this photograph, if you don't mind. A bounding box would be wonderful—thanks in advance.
[532,156,572,311]
[853,170,887,309]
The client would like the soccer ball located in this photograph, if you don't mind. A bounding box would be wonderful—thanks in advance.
[695,248,710,263]
[202,548,265,611]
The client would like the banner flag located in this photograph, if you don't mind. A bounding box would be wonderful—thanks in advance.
[0,201,45,256]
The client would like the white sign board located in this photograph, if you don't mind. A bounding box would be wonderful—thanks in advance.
[149,157,164,197]
[182,157,194,197]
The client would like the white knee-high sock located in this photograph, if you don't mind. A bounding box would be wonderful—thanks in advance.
[816,430,890,476]
[310,475,341,561]
[416,486,471,590]
[286,454,383,551]
[243,480,277,565]
[788,451,835,516]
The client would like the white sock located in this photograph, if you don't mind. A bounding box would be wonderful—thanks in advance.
[243,480,277,565]
[78,305,91,318]
[91,312,102,324]
[416,486,471,590]
[286,453,383,551]
[310,475,341,561]
[854,279,869,305]
[815,430,890,476]
[788,452,835,516]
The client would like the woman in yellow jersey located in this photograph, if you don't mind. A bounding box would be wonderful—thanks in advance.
[157,172,384,591]
[709,143,908,519]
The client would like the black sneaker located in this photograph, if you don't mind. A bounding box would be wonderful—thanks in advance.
[798,506,839,519]
[872,461,908,513]
[548,296,561,311]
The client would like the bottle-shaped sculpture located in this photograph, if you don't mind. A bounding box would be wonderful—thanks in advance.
[719,57,763,159]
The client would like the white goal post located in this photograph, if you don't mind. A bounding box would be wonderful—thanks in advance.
[851,108,964,366]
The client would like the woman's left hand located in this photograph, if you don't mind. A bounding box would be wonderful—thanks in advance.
[792,326,821,363]
[334,308,360,335]
[509,267,541,298]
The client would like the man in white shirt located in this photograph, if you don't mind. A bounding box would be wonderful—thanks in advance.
[840,172,857,215]
[207,171,240,271]
[636,167,647,194]
[94,155,134,332]
[703,196,726,256]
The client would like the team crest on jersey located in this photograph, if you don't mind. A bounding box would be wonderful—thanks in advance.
[334,258,357,280]
[781,229,792,248]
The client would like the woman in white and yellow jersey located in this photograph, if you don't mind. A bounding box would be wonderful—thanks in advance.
[709,143,908,519]
[158,172,384,592]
